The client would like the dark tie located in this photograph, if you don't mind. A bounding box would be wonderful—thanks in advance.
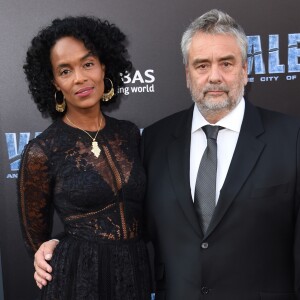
[194,125,222,233]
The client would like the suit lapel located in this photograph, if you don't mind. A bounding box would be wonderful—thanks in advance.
[167,105,203,237]
[205,101,266,238]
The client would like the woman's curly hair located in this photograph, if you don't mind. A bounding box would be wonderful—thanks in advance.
[24,16,132,120]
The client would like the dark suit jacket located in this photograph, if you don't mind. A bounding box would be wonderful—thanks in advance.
[142,101,300,300]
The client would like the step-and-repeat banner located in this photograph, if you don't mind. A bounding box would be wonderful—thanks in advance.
[0,0,299,299]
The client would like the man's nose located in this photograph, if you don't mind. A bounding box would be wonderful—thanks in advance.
[208,65,222,83]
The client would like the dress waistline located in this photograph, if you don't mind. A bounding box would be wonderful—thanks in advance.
[64,230,144,245]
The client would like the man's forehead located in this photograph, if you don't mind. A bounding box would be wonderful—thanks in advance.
[191,32,239,47]
[188,33,242,58]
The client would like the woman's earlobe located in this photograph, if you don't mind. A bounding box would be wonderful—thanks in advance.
[52,80,60,91]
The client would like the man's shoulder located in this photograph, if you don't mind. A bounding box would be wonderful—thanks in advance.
[254,104,300,127]
[144,106,192,133]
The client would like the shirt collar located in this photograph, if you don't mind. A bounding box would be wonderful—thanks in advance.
[191,98,245,133]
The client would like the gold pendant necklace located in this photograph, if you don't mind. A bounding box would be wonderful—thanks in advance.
[65,114,103,158]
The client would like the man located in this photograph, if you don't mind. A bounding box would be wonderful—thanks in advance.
[34,9,300,299]
[142,9,300,300]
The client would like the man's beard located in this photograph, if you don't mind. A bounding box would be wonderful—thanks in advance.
[190,82,245,116]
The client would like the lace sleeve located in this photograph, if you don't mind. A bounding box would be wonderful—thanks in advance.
[18,140,54,256]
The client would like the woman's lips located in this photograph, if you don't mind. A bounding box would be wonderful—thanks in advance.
[75,87,94,97]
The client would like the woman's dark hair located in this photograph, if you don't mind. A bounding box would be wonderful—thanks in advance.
[24,16,132,120]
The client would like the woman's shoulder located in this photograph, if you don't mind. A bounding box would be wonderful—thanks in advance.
[27,120,64,151]
[37,119,64,138]
[105,115,140,134]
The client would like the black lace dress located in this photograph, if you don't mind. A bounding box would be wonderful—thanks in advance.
[18,116,151,300]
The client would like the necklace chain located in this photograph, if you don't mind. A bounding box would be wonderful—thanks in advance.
[65,114,104,158]
[65,114,103,141]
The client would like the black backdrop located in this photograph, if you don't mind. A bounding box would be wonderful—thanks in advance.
[0,0,299,299]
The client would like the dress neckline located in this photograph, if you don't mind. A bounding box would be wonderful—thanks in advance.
[58,114,109,135]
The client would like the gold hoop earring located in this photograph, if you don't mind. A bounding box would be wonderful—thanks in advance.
[101,78,115,102]
[55,91,66,112]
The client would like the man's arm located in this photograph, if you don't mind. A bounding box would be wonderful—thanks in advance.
[294,127,300,298]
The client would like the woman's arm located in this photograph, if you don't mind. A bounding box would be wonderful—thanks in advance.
[18,141,54,256]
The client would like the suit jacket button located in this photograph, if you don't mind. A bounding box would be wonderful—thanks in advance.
[201,242,209,249]
[201,286,210,295]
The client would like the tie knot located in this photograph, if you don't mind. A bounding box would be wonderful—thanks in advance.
[202,125,222,140]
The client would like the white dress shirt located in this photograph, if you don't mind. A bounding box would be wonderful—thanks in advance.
[190,98,245,203]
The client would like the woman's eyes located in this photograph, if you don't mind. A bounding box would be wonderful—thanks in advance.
[60,69,71,76]
[58,61,96,76]
[84,62,94,68]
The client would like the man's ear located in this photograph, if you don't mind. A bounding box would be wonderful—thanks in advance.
[242,61,248,86]
[185,66,190,89]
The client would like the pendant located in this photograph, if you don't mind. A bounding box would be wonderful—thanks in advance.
[91,141,101,158]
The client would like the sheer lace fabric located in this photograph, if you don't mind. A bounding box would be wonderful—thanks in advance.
[18,116,151,299]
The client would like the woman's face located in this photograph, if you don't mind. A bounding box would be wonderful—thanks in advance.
[51,36,105,113]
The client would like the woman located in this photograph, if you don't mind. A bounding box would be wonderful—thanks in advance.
[18,16,151,300]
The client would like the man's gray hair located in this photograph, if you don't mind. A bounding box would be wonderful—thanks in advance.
[181,9,248,65]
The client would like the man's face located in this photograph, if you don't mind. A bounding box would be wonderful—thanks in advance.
[185,32,248,120]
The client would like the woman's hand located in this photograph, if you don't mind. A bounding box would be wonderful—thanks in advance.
[34,240,59,289]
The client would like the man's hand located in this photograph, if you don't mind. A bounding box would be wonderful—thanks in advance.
[34,240,59,289]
